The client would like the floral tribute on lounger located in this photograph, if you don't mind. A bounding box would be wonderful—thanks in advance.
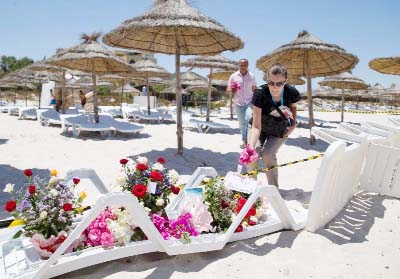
[3,169,86,258]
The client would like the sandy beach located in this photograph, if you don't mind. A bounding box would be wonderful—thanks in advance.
[0,111,399,279]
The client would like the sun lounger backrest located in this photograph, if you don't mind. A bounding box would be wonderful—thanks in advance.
[41,108,60,120]
[360,143,400,199]
[306,141,367,232]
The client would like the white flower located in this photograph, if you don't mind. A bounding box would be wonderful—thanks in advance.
[136,156,148,165]
[144,207,151,214]
[168,169,179,184]
[115,172,128,188]
[48,177,60,186]
[242,221,249,227]
[231,213,237,222]
[50,189,58,197]
[40,211,48,220]
[255,208,265,218]
[156,199,165,207]
[152,162,164,171]
[249,216,258,223]
[3,183,14,193]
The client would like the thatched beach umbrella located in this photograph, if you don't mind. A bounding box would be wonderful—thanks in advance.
[112,83,141,95]
[319,72,367,121]
[0,75,37,106]
[208,69,236,119]
[128,59,170,115]
[99,74,140,108]
[181,54,237,121]
[0,82,17,106]
[369,57,400,75]
[48,32,132,122]
[257,30,358,130]
[103,0,243,154]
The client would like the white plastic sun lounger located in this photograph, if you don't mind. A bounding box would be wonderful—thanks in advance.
[189,119,230,133]
[96,114,144,135]
[389,117,400,126]
[2,139,400,278]
[40,109,62,126]
[62,115,113,138]
[18,108,37,120]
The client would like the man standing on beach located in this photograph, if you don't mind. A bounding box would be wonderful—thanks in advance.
[227,59,257,148]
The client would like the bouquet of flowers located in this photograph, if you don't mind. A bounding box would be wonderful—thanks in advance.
[3,169,86,257]
[229,81,241,93]
[202,177,268,233]
[116,156,181,215]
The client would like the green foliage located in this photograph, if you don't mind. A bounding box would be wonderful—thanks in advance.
[0,55,34,76]
[97,85,111,96]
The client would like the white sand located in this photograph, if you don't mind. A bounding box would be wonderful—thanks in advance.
[0,111,399,279]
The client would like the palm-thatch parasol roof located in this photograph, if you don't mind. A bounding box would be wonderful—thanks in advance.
[103,0,244,154]
[369,57,400,76]
[134,77,167,86]
[128,59,170,114]
[208,69,235,81]
[112,83,140,94]
[161,84,189,95]
[211,79,228,87]
[181,54,237,120]
[178,70,208,87]
[48,32,133,122]
[319,72,367,122]
[256,30,358,131]
[187,84,217,92]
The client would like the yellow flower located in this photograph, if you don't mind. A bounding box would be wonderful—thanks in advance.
[234,193,242,200]
[79,191,87,200]
[8,219,25,227]
[76,206,87,213]
[50,170,58,177]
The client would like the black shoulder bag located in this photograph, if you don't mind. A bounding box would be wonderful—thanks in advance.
[260,91,290,138]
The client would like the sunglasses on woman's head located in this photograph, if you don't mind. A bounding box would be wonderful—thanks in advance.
[267,81,285,87]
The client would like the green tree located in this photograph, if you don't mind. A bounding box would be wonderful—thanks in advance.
[0,56,34,76]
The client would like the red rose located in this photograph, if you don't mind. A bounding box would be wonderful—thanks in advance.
[235,225,243,233]
[245,207,257,218]
[136,163,148,172]
[171,185,180,195]
[236,198,247,213]
[150,171,163,181]
[73,178,80,185]
[156,157,166,164]
[28,185,36,195]
[120,159,129,165]
[24,169,33,177]
[4,200,17,212]
[63,203,73,211]
[132,184,147,198]
[248,220,257,226]
[221,200,229,208]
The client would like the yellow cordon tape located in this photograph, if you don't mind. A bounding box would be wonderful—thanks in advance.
[244,153,325,176]
[297,109,400,114]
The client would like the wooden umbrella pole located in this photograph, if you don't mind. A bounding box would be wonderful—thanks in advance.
[120,79,124,110]
[305,53,314,127]
[38,85,41,108]
[206,67,213,122]
[230,92,233,120]
[92,64,99,123]
[25,88,28,107]
[341,87,345,122]
[175,34,183,155]
[62,70,66,113]
[356,90,359,110]
[146,76,151,115]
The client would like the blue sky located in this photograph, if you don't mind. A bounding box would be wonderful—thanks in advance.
[1,0,399,91]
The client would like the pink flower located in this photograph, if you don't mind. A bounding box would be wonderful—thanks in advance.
[239,145,258,165]
[229,81,241,92]
[30,231,80,258]
[100,232,114,247]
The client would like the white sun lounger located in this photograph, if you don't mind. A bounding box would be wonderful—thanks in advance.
[2,139,400,278]
[361,121,400,134]
[96,114,144,135]
[62,115,113,138]
[189,119,230,133]
[18,108,37,120]
[339,122,391,137]
[40,109,62,126]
